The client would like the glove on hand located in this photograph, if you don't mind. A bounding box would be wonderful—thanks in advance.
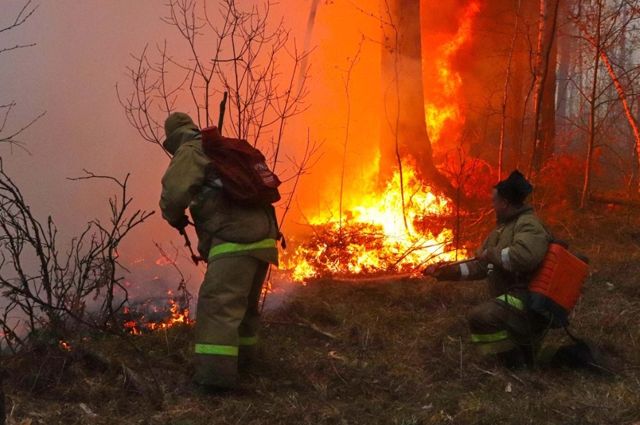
[423,263,442,277]
[423,262,462,281]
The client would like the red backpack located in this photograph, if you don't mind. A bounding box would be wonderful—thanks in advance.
[200,126,281,206]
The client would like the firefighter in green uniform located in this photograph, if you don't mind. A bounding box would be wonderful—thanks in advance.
[159,112,279,390]
[425,170,552,367]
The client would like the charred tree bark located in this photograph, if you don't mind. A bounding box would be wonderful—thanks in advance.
[380,0,454,196]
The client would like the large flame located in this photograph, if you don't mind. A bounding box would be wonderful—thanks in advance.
[282,2,482,282]
[425,0,481,144]
[284,163,462,282]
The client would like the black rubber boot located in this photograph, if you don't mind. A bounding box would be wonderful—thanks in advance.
[498,348,530,370]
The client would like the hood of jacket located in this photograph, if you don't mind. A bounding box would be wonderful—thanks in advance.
[163,124,201,155]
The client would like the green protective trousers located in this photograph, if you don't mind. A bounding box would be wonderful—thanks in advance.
[467,294,548,357]
[193,255,270,388]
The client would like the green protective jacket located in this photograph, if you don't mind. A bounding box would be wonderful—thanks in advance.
[479,206,551,296]
[159,124,279,265]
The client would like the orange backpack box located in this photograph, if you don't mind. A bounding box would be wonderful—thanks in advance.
[529,243,589,311]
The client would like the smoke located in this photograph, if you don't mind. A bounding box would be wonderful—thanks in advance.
[298,0,321,93]
[0,1,204,296]
[1,0,504,291]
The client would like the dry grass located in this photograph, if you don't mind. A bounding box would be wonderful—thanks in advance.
[3,210,640,425]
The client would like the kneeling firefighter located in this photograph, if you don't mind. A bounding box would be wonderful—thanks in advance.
[425,170,589,368]
[159,112,281,390]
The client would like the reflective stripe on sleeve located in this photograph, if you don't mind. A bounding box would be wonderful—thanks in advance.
[497,294,525,310]
[459,262,470,279]
[209,238,277,260]
[195,343,239,356]
[501,247,512,271]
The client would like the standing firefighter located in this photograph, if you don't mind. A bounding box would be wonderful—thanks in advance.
[425,170,552,367]
[160,112,280,390]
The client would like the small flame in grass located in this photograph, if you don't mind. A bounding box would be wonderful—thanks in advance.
[59,340,72,351]
[122,291,193,335]
[145,299,191,331]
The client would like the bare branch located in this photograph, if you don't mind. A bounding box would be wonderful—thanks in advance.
[0,162,154,348]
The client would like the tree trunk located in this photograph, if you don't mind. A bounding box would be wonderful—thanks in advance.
[580,1,602,209]
[540,7,557,165]
[380,0,453,195]
[573,0,640,197]
[599,50,640,194]
[530,0,560,176]
[498,0,522,181]
[509,33,527,172]
[556,17,572,127]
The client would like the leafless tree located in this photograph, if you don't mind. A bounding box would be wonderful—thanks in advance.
[118,0,315,230]
[0,163,153,352]
[565,0,640,206]
[118,0,309,165]
[0,1,44,151]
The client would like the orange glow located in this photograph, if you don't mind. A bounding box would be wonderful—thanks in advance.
[59,340,72,351]
[425,0,481,144]
[155,255,174,266]
[123,290,193,334]
[284,162,464,282]
[244,2,482,283]
[144,299,191,331]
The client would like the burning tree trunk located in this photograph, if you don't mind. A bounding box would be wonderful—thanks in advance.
[380,0,454,196]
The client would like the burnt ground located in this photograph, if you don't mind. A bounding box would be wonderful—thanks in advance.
[3,210,640,425]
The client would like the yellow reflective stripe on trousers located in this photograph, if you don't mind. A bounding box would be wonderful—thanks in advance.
[471,330,509,343]
[209,239,277,260]
[476,338,517,355]
[239,336,258,346]
[195,343,238,356]
[497,294,525,310]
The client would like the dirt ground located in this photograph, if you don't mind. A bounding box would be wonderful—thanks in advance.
[4,210,640,425]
